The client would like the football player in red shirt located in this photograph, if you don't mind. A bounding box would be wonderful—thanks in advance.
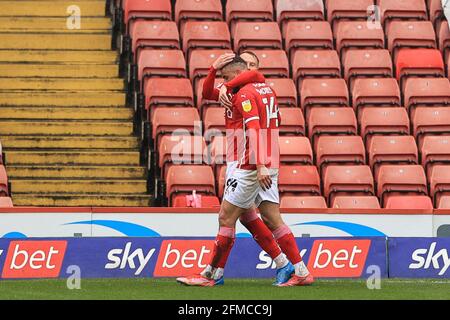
[202,51,294,285]
[177,57,314,287]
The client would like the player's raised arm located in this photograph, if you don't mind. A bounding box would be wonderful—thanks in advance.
[202,53,235,101]
[219,70,265,107]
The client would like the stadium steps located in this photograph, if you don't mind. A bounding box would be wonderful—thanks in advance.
[0,78,124,91]
[0,91,126,106]
[0,136,139,149]
[0,120,133,135]
[0,50,117,63]
[7,166,146,179]
[0,1,107,17]
[0,17,111,31]
[11,180,147,194]
[0,0,152,206]
[0,33,111,50]
[4,151,141,166]
[11,194,152,207]
[0,64,119,78]
[0,107,133,120]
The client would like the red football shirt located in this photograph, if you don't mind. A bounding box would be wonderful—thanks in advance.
[227,82,281,170]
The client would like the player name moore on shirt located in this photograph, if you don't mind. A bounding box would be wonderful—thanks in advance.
[225,82,281,170]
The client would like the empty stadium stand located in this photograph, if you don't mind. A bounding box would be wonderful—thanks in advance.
[1,0,450,209]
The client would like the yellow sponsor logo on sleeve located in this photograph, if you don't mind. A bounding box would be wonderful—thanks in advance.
[242,99,252,112]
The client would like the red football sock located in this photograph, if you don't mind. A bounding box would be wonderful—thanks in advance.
[273,224,302,265]
[209,226,236,269]
[240,209,282,259]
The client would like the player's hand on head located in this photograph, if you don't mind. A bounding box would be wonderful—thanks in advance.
[219,85,232,108]
[257,165,272,191]
[212,53,235,70]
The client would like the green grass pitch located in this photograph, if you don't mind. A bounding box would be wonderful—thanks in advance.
[0,278,449,300]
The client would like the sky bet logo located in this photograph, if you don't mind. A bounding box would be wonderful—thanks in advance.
[103,241,214,277]
[105,242,156,276]
[1,241,67,279]
[257,240,371,278]
[307,240,371,277]
[409,242,450,276]
[153,240,215,277]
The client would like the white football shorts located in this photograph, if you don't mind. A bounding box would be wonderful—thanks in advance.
[223,161,279,209]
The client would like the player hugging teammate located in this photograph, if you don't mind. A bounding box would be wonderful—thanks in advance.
[177,53,314,287]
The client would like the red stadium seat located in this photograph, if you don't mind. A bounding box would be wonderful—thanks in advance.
[158,135,206,179]
[166,165,216,205]
[278,136,313,165]
[438,20,450,61]
[278,107,305,136]
[430,165,450,206]
[438,195,450,208]
[266,78,297,108]
[137,50,186,91]
[315,136,366,174]
[217,165,226,198]
[404,78,450,117]
[233,22,282,53]
[276,0,325,32]
[379,0,428,28]
[284,21,333,59]
[189,49,233,90]
[203,107,226,135]
[412,107,450,147]
[279,165,321,196]
[332,196,381,209]
[368,135,418,176]
[196,77,224,116]
[376,165,428,206]
[0,165,8,196]
[280,196,327,209]
[308,107,357,147]
[175,0,223,32]
[124,0,172,34]
[335,21,385,61]
[384,195,433,209]
[226,0,274,35]
[326,0,374,30]
[396,49,445,90]
[352,78,401,117]
[387,21,437,62]
[360,107,410,145]
[144,78,194,116]
[208,135,227,177]
[300,78,349,117]
[182,21,231,60]
[323,165,374,205]
[251,50,290,78]
[0,197,13,208]
[421,136,450,177]
[343,49,393,90]
[292,50,341,85]
[130,21,180,62]
[429,0,445,29]
[152,107,201,148]
[172,194,220,208]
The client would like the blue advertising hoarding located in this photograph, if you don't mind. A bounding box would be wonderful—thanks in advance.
[388,238,450,278]
[0,237,387,280]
